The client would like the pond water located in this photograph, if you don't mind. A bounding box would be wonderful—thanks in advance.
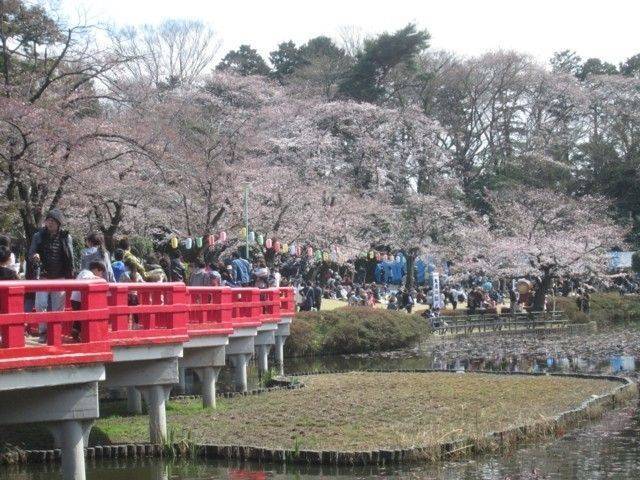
[1,342,639,480]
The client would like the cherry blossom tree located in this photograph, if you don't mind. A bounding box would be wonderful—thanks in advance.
[479,187,626,310]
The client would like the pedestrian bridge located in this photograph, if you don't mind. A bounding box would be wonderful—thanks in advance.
[0,280,295,480]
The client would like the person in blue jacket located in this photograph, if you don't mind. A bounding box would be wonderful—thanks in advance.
[231,252,251,286]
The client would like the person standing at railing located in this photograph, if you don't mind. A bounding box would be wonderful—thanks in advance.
[117,237,150,281]
[169,251,186,282]
[70,261,107,340]
[231,252,251,287]
[28,209,75,338]
[80,232,115,282]
[252,259,270,289]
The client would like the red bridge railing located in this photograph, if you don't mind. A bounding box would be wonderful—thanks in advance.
[0,282,295,371]
[0,280,112,370]
[279,287,296,316]
[107,283,189,347]
[186,286,235,337]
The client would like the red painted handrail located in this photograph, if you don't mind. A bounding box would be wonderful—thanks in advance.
[0,280,112,370]
[186,286,235,337]
[0,282,296,371]
[279,287,295,316]
[107,283,189,347]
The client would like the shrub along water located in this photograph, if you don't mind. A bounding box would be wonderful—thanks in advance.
[285,307,428,357]
[556,293,640,326]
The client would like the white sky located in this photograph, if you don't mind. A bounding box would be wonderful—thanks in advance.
[60,0,640,66]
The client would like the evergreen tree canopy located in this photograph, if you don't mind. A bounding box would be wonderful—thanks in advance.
[216,44,270,76]
[338,23,429,103]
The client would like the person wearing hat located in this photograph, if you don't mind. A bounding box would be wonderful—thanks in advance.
[28,209,75,335]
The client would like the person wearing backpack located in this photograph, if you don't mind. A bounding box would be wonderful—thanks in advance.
[80,232,115,282]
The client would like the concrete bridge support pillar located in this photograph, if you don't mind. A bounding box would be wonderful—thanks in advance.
[105,345,181,444]
[225,328,257,393]
[0,364,105,480]
[126,386,143,414]
[254,326,276,377]
[139,385,172,444]
[181,340,227,409]
[228,353,251,392]
[194,366,221,408]
[275,319,291,376]
[177,366,187,394]
[274,335,287,376]
[255,344,271,374]
[48,420,94,480]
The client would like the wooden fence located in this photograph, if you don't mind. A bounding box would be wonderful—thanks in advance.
[430,310,568,335]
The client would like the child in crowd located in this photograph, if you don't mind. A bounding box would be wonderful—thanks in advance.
[70,261,107,309]
[70,261,106,340]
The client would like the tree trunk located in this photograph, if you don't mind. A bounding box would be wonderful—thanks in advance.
[405,253,416,289]
[532,271,552,312]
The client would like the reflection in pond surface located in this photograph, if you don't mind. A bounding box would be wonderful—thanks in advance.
[1,348,638,480]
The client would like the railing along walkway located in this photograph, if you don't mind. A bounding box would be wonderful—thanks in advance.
[430,310,567,335]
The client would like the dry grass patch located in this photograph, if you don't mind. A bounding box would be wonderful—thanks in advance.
[94,372,618,451]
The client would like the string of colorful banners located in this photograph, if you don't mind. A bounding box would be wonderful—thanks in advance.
[167,227,397,263]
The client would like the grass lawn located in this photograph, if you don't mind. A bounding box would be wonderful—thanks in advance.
[93,372,616,451]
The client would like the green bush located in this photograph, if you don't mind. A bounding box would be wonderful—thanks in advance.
[555,293,640,325]
[129,235,155,259]
[285,307,428,357]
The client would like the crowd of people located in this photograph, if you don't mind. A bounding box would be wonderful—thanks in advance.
[0,210,286,327]
[1,209,637,321]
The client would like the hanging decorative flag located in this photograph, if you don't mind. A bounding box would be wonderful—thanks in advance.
[219,231,227,242]
[265,238,272,249]
[307,246,313,257]
[240,227,247,238]
[375,252,381,261]
[170,237,178,249]
[289,242,296,255]
[195,237,203,249]
[282,243,288,253]
[274,240,281,252]
[207,234,215,247]
[323,251,330,261]
[248,231,255,243]
[314,250,322,261]
[257,234,264,246]
[184,238,193,250]
[368,251,375,259]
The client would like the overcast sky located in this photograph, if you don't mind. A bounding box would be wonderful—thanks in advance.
[60,0,639,66]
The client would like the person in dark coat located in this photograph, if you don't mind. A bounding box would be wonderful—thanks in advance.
[28,209,75,337]
[169,251,186,282]
[300,283,315,312]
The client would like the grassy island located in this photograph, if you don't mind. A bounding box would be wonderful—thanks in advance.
[92,372,623,452]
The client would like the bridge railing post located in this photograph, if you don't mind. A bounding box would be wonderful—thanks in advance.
[169,283,187,331]
[80,282,109,343]
[0,285,26,349]
[107,284,130,331]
